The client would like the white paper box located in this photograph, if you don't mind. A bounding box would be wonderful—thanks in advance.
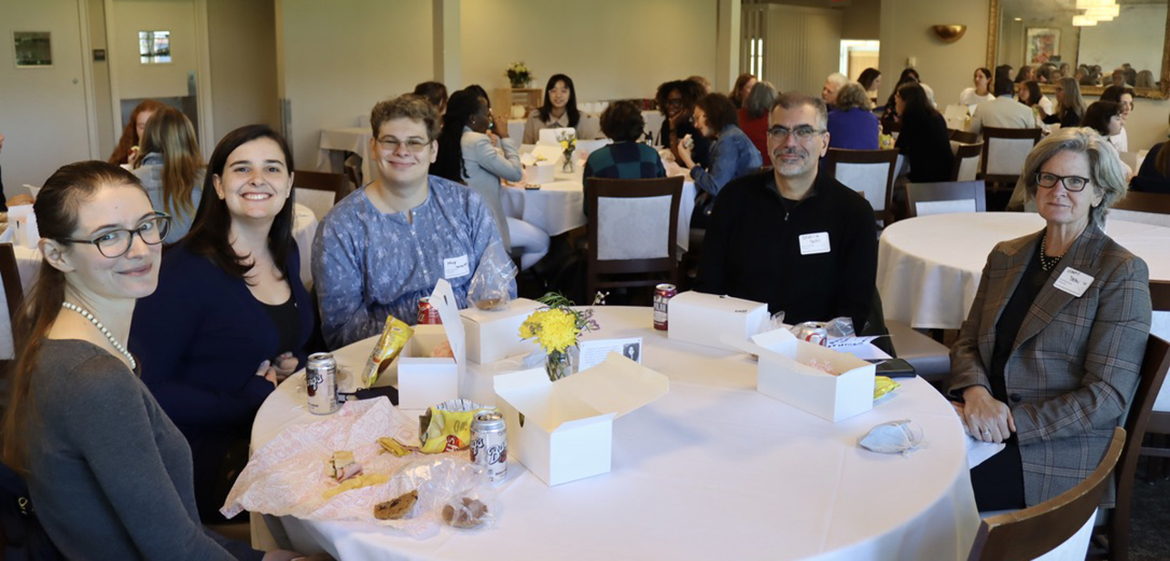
[751,329,875,422]
[668,291,769,351]
[537,127,576,146]
[7,205,39,249]
[459,297,541,364]
[530,163,555,184]
[494,354,669,486]
[396,280,465,409]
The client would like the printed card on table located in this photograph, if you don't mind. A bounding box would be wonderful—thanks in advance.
[578,338,643,372]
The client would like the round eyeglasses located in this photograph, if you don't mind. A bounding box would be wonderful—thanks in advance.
[60,213,171,258]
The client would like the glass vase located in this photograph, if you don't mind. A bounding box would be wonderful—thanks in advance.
[561,155,574,173]
[545,346,578,382]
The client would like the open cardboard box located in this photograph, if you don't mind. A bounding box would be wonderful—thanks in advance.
[494,353,669,486]
[667,291,769,351]
[395,280,465,409]
[459,297,541,364]
[750,329,875,423]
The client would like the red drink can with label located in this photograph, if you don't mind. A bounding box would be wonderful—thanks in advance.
[417,297,442,325]
[653,283,676,331]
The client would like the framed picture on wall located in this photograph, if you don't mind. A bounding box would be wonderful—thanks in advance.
[13,32,52,68]
[1025,28,1060,65]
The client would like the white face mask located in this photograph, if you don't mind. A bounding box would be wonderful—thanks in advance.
[859,420,924,456]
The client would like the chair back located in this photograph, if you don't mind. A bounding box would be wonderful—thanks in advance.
[584,176,683,300]
[968,427,1125,561]
[906,181,987,218]
[980,127,1042,183]
[951,142,983,181]
[949,128,979,144]
[292,170,348,219]
[826,148,899,220]
[0,243,23,363]
[1109,191,1170,228]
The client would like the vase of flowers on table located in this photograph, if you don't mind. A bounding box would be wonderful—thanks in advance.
[557,131,577,173]
[519,293,599,382]
[506,61,532,88]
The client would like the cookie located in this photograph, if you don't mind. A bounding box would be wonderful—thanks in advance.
[374,490,418,520]
[442,497,488,528]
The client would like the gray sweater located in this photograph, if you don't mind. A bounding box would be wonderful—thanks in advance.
[26,339,259,560]
[132,152,204,242]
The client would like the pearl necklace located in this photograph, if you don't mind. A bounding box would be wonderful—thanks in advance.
[1039,233,1064,272]
[61,302,137,371]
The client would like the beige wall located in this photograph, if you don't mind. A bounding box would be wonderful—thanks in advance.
[207,0,279,141]
[841,0,879,40]
[110,0,198,100]
[277,0,432,172]
[878,0,990,110]
[460,0,718,102]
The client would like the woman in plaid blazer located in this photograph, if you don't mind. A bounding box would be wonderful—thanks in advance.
[949,127,1152,511]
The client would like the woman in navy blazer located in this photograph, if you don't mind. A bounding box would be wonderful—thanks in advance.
[130,125,313,522]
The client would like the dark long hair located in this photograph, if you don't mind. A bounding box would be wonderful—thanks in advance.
[858,68,881,91]
[185,125,295,283]
[537,74,580,127]
[884,69,921,118]
[897,83,939,124]
[1020,81,1042,107]
[431,89,486,183]
[1081,101,1121,137]
[2,161,144,474]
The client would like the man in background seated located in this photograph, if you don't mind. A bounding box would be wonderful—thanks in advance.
[312,95,512,349]
[968,65,1036,135]
[821,73,848,110]
[697,92,877,331]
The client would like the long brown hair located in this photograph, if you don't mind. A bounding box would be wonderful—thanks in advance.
[1,161,144,474]
[108,99,166,165]
[135,106,204,218]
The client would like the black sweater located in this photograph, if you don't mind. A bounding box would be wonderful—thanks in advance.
[696,170,878,330]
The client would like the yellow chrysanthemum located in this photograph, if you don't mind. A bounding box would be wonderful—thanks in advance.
[519,308,581,353]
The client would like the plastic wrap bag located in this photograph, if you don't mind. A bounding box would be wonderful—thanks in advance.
[824,317,855,337]
[468,241,517,311]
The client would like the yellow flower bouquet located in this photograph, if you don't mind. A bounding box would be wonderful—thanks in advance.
[519,293,599,381]
[556,131,577,173]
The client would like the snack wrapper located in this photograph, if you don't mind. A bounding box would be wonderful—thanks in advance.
[361,315,414,387]
[468,241,517,311]
[419,399,494,453]
[874,376,900,400]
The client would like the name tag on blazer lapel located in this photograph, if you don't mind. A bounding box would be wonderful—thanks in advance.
[1013,265,1097,351]
[1054,267,1093,297]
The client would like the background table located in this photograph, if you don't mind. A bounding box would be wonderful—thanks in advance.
[249,307,979,560]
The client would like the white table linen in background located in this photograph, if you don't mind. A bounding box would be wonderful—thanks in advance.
[249,307,980,560]
[317,127,374,188]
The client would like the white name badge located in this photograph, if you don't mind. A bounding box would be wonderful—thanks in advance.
[1054,267,1093,298]
[443,254,470,279]
[799,232,831,255]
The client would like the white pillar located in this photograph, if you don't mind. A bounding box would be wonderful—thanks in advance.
[716,0,742,92]
[433,0,461,88]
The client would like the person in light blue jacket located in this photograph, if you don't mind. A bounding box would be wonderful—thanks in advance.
[677,93,763,227]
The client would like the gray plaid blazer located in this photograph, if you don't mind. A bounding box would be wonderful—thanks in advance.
[950,222,1151,507]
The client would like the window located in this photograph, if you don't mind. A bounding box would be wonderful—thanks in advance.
[138,30,171,64]
[749,38,765,78]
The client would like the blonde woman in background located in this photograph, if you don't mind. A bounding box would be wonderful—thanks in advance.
[132,106,205,241]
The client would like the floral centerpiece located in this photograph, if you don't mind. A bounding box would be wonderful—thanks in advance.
[557,130,577,172]
[506,61,532,88]
[519,292,599,381]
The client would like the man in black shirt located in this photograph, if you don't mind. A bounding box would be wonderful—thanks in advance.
[696,92,877,331]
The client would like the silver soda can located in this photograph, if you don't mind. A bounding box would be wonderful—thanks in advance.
[794,322,829,346]
[470,411,507,484]
[306,352,340,415]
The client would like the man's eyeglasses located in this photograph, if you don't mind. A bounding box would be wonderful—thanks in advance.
[767,126,825,141]
[60,213,171,258]
[376,137,430,153]
[1035,172,1090,192]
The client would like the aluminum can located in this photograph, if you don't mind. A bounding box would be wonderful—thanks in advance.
[470,411,508,484]
[417,297,442,325]
[306,352,340,415]
[794,322,829,346]
[653,283,677,331]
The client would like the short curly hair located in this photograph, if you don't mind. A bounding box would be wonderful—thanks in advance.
[833,82,871,111]
[1019,127,1127,227]
[599,100,645,142]
[370,95,440,141]
[695,93,739,135]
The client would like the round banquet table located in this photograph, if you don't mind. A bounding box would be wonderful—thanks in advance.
[249,307,979,560]
[877,212,1170,331]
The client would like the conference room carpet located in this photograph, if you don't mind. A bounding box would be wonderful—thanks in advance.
[1129,462,1170,560]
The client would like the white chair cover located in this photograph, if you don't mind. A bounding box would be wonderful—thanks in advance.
[597,195,672,261]
[916,199,978,216]
[986,137,1034,176]
[834,162,892,212]
[1108,209,1170,228]
[294,188,333,223]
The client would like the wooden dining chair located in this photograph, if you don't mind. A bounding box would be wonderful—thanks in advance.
[969,427,1125,561]
[949,129,979,144]
[950,142,983,182]
[293,170,349,220]
[1137,280,1170,480]
[905,181,987,218]
[825,148,899,225]
[979,127,1042,190]
[584,176,683,303]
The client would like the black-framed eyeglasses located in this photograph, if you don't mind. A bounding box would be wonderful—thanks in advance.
[665,98,685,108]
[767,126,826,141]
[376,137,431,153]
[1035,172,1090,192]
[60,213,171,258]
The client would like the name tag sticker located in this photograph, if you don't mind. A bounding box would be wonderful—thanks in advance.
[1054,267,1093,298]
[443,254,470,279]
[799,232,831,255]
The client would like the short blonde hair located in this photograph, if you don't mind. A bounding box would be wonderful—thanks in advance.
[1019,127,1127,227]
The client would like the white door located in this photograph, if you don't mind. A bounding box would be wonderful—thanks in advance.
[0,0,97,191]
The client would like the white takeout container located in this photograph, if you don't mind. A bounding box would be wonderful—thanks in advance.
[395,280,465,409]
[750,328,875,423]
[460,297,541,364]
[667,291,769,351]
[530,162,555,184]
[494,354,669,486]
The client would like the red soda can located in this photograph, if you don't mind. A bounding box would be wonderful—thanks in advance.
[417,297,442,324]
[653,283,676,331]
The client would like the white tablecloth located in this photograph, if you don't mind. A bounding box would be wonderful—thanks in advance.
[317,127,374,188]
[877,212,1170,331]
[249,307,979,560]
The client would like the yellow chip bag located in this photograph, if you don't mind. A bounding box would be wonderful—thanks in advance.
[361,315,414,387]
[874,376,900,400]
[378,437,415,457]
[418,399,493,454]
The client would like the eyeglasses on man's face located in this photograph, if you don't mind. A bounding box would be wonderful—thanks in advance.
[60,213,172,258]
[767,125,826,142]
[376,137,431,153]
[1035,172,1090,192]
